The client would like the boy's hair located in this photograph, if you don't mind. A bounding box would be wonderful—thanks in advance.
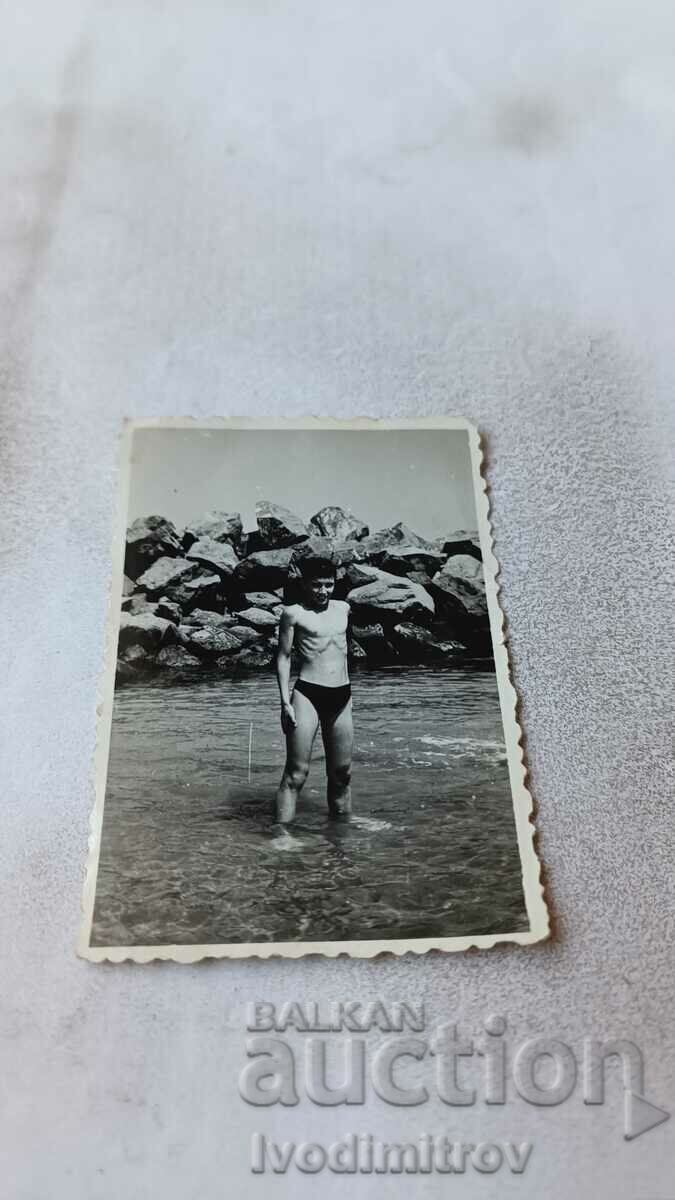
[297,554,337,581]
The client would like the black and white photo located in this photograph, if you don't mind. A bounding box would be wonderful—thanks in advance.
[80,418,548,959]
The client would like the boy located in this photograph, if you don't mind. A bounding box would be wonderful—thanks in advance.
[274,556,352,824]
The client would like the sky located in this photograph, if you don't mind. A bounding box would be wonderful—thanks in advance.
[127,428,477,540]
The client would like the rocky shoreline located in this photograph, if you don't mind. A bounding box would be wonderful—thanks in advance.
[116,502,491,683]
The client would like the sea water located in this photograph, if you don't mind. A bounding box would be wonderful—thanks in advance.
[91,666,528,946]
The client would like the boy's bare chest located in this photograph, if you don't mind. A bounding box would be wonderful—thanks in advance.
[296,604,347,640]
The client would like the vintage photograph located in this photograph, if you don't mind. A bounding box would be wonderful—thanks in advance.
[81,418,547,959]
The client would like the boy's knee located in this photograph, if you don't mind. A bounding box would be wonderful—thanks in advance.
[329,764,351,789]
[286,763,309,790]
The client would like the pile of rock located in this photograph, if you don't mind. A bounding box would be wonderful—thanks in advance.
[117,502,490,682]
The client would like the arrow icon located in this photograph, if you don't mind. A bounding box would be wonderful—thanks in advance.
[624,1089,670,1140]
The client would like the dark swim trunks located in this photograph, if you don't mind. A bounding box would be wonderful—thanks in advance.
[293,679,352,723]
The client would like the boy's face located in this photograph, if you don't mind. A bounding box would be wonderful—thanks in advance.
[302,574,335,610]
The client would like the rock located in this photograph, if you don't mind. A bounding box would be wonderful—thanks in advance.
[429,555,491,652]
[391,622,464,661]
[122,575,135,596]
[118,643,150,666]
[116,659,139,684]
[181,609,236,629]
[344,561,381,589]
[310,505,369,541]
[406,570,434,589]
[352,622,385,644]
[358,522,434,562]
[255,500,310,549]
[236,606,279,632]
[331,539,369,567]
[235,591,284,612]
[118,613,173,652]
[120,597,132,611]
[347,567,434,625]
[439,530,482,561]
[229,625,263,646]
[290,536,338,564]
[172,570,222,611]
[430,554,487,621]
[233,547,296,590]
[136,556,200,597]
[230,646,274,670]
[186,537,239,577]
[125,515,182,579]
[351,622,392,662]
[155,597,182,623]
[392,522,435,549]
[182,511,243,551]
[182,626,243,657]
[380,546,444,576]
[156,645,202,669]
[348,638,367,659]
[125,593,158,616]
[238,530,263,557]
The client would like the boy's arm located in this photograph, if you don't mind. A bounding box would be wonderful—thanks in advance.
[345,598,353,641]
[276,608,296,725]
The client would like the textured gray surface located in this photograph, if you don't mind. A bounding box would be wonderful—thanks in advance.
[1,1,673,1196]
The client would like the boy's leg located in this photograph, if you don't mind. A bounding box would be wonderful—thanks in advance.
[323,700,353,818]
[274,690,318,823]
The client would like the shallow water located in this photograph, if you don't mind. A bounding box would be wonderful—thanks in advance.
[91,666,528,946]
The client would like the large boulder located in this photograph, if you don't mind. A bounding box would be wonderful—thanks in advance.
[380,546,444,577]
[169,570,223,612]
[182,511,243,551]
[228,646,274,670]
[347,566,434,626]
[236,606,279,632]
[430,554,487,621]
[290,536,338,565]
[123,593,158,616]
[351,622,391,661]
[156,645,202,669]
[136,557,223,611]
[344,561,386,588]
[125,516,182,580]
[122,575,135,597]
[155,597,182,624]
[310,506,369,541]
[118,612,174,652]
[181,609,236,629]
[255,500,310,549]
[233,547,296,590]
[185,537,239,577]
[229,625,264,647]
[439,530,482,561]
[180,626,243,657]
[136,556,199,597]
[406,570,435,590]
[118,643,150,666]
[391,622,464,661]
[236,590,283,612]
[331,539,369,567]
[429,556,491,653]
[358,522,434,561]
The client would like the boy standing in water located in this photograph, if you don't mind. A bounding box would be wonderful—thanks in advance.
[274,556,352,824]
